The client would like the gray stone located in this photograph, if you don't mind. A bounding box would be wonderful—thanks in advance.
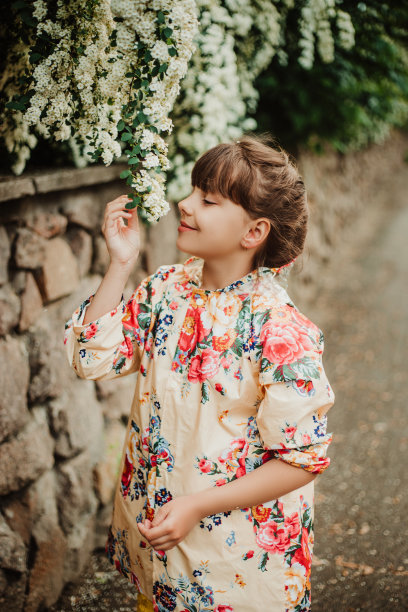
[27,277,102,403]
[0,513,26,572]
[60,189,105,232]
[18,272,43,332]
[2,468,59,549]
[0,335,30,443]
[48,379,103,462]
[92,233,110,275]
[13,227,47,269]
[0,407,54,495]
[33,163,127,195]
[24,524,66,612]
[0,284,20,336]
[93,419,127,505]
[56,450,98,535]
[94,502,114,550]
[34,236,79,302]
[25,206,68,239]
[145,201,179,273]
[0,568,27,612]
[0,225,10,285]
[0,175,35,202]
[10,269,27,295]
[27,315,76,403]
[64,226,93,278]
[24,470,67,612]
[63,511,95,585]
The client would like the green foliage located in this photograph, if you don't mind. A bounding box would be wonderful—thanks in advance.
[254,1,408,154]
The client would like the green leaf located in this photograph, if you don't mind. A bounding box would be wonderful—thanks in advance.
[20,12,37,27]
[11,1,28,9]
[117,119,125,131]
[128,157,139,165]
[168,47,177,57]
[125,201,137,210]
[5,100,26,111]
[126,195,141,207]
[159,63,168,73]
[29,52,41,64]
[157,11,165,24]
[163,27,173,39]
[120,169,131,178]
[121,132,132,142]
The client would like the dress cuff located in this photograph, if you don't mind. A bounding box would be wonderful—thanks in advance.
[71,293,125,341]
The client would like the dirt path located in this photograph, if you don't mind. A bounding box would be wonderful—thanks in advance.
[50,194,408,611]
[308,195,408,610]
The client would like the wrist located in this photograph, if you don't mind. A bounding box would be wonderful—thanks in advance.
[108,257,138,275]
[189,488,220,520]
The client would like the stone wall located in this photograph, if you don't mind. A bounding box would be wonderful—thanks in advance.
[0,163,180,611]
[0,129,407,611]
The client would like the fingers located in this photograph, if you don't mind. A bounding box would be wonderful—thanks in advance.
[137,522,178,551]
[102,195,134,235]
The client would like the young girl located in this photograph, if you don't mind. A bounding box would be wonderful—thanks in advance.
[63,133,335,612]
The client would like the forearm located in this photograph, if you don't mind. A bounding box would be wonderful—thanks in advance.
[191,458,317,519]
[82,261,134,324]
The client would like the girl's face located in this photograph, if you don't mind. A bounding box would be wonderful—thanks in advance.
[176,186,253,260]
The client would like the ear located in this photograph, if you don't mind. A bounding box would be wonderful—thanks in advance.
[242,219,271,250]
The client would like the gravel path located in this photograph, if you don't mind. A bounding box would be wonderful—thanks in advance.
[50,193,408,611]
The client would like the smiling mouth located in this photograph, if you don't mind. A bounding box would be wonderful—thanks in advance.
[179,221,197,230]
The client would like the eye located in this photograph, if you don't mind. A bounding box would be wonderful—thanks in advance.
[203,198,217,205]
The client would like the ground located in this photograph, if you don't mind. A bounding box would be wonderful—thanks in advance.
[50,192,408,611]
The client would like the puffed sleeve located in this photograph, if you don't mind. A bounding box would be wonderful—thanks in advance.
[255,303,335,474]
[63,271,156,381]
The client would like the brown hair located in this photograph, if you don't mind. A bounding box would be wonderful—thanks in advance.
[190,132,308,269]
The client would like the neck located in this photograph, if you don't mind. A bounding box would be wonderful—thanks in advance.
[200,253,256,291]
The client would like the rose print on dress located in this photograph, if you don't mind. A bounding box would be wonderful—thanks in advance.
[63,255,335,610]
[240,495,313,610]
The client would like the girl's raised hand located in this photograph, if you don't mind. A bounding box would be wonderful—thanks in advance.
[101,194,141,267]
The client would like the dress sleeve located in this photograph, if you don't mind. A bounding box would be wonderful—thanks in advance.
[255,303,335,474]
[63,272,156,381]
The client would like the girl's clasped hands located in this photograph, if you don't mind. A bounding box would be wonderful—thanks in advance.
[137,495,203,552]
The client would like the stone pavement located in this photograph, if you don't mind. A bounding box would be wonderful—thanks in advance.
[50,196,408,611]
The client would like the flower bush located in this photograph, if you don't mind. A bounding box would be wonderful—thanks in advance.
[166,0,356,202]
[0,0,198,222]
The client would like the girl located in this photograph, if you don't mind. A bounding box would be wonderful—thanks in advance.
[63,133,335,612]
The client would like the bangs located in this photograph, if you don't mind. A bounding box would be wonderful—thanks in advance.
[191,143,255,208]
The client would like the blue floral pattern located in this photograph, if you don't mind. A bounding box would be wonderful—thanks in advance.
[64,255,335,610]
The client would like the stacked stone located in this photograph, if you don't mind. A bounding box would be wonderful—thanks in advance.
[0,170,179,612]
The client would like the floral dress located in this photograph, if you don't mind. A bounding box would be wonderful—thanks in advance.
[63,255,335,612]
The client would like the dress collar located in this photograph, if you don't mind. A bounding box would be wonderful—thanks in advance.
[182,255,295,294]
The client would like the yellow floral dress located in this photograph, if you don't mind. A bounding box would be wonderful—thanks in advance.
[63,255,335,611]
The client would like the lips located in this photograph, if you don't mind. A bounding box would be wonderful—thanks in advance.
[180,220,197,229]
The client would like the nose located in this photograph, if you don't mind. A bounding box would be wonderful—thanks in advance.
[178,194,193,216]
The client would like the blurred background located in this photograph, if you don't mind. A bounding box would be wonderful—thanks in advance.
[0,1,407,610]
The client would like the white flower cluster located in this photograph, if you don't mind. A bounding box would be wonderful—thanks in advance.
[1,0,198,223]
[166,0,356,203]
[298,0,355,70]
